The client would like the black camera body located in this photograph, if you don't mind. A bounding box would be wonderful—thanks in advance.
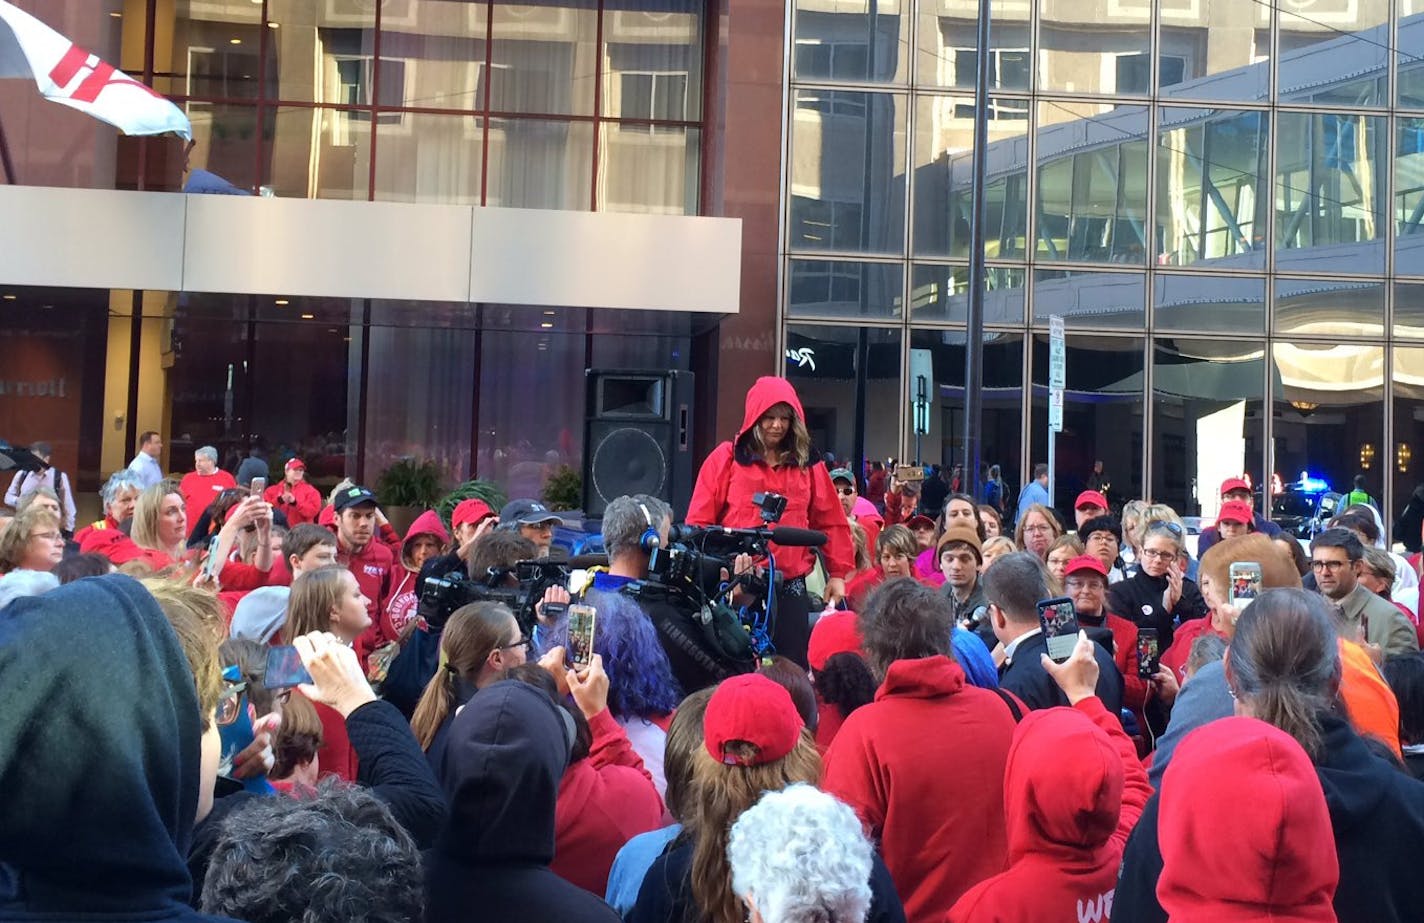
[416,558,570,633]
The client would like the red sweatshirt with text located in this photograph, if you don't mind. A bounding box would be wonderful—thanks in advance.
[343,536,394,664]
[686,376,854,581]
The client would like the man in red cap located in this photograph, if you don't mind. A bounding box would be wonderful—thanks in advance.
[1214,500,1255,540]
[265,458,322,526]
[411,496,501,592]
[1197,476,1280,555]
[1062,554,1145,722]
[1074,490,1109,530]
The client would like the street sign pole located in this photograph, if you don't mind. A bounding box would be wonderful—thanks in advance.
[1048,315,1065,509]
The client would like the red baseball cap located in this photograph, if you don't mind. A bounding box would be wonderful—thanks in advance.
[451,498,496,529]
[1216,501,1255,527]
[1064,554,1108,579]
[808,611,864,673]
[704,674,804,766]
[1220,477,1251,496]
[284,457,305,470]
[906,514,935,530]
[1074,490,1108,511]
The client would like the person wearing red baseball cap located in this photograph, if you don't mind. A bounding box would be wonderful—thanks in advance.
[1074,489,1109,530]
[1215,500,1255,540]
[1197,476,1281,555]
[264,457,322,526]
[630,673,904,923]
[1062,554,1146,723]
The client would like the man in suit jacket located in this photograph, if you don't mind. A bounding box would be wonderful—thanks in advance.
[981,551,1124,715]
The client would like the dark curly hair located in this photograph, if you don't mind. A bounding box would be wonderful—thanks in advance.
[859,577,954,680]
[814,651,877,721]
[199,779,423,923]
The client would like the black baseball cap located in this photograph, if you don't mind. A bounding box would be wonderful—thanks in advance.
[500,499,564,526]
[333,485,379,512]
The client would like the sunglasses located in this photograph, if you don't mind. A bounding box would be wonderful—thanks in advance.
[837,487,855,496]
[1145,520,1184,537]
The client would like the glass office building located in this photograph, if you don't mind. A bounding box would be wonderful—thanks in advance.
[783,0,1424,524]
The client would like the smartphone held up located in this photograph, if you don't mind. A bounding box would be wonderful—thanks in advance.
[566,603,597,670]
[1037,597,1080,663]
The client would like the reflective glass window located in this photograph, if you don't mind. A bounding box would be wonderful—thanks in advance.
[788,260,903,319]
[1033,271,1145,329]
[1035,104,1149,265]
[484,117,593,210]
[378,1,488,111]
[794,0,909,85]
[909,264,1025,325]
[1151,337,1266,518]
[597,125,700,215]
[912,94,1028,260]
[907,329,1023,479]
[266,0,378,107]
[602,0,704,121]
[1398,13,1424,109]
[915,0,1029,92]
[784,325,903,461]
[1156,108,1268,269]
[1153,274,1265,335]
[1158,0,1269,102]
[1277,1,1387,107]
[373,113,483,205]
[1038,0,1150,96]
[488,0,597,116]
[266,106,372,199]
[1396,117,1424,276]
[1275,112,1385,275]
[1393,347,1424,535]
[1029,333,1146,507]
[161,1,268,100]
[1396,282,1424,340]
[1274,279,1384,339]
[789,90,907,255]
[1271,343,1384,513]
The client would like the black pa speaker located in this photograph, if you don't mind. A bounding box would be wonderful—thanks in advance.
[583,369,694,518]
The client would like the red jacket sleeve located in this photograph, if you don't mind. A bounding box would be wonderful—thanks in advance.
[379,522,403,558]
[807,464,855,580]
[1113,621,1148,713]
[1074,696,1150,854]
[685,442,734,526]
[821,723,888,835]
[219,559,272,592]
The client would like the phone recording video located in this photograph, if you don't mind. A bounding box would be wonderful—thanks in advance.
[1229,561,1263,612]
[1136,628,1160,679]
[566,603,597,670]
[202,534,223,580]
[1037,596,1080,663]
[263,645,313,689]
[250,476,266,496]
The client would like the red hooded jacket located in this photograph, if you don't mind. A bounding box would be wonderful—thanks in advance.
[686,377,854,581]
[947,698,1152,923]
[379,510,450,646]
[822,655,1016,921]
[264,479,323,526]
[552,708,666,895]
[342,535,394,664]
[1157,717,1339,923]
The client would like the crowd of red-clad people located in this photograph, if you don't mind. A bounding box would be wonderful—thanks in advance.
[5,385,1424,923]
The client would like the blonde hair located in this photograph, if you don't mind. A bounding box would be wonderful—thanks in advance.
[739,401,812,467]
[688,732,823,923]
[0,506,61,573]
[283,565,351,642]
[1199,533,1301,599]
[1120,499,1150,551]
[848,520,871,571]
[140,578,226,731]
[1013,503,1063,551]
[981,535,1016,561]
[131,481,183,555]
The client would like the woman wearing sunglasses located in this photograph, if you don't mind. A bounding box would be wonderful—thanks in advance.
[1107,515,1209,654]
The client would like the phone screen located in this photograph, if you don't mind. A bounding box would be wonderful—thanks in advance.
[264,645,314,689]
[1037,597,1080,663]
[250,476,266,496]
[567,603,597,669]
[1136,628,1159,678]
[202,534,223,580]
[1229,562,1263,611]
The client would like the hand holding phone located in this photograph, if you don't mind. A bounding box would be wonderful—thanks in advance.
[566,653,609,719]
[566,603,598,670]
[264,644,314,689]
[250,476,266,496]
[202,534,224,580]
[1037,597,1080,663]
[1135,628,1160,679]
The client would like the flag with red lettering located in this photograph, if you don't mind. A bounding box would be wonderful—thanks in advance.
[0,0,190,140]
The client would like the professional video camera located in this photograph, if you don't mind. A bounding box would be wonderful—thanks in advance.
[416,558,571,634]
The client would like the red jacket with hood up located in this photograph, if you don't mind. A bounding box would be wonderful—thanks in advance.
[1157,717,1339,923]
[379,510,450,646]
[822,655,1016,921]
[686,376,854,581]
[947,698,1152,923]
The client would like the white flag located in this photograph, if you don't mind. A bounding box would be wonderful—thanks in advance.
[0,0,190,140]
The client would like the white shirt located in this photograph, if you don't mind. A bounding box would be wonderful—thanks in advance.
[5,468,76,531]
[1002,626,1043,665]
[127,452,164,489]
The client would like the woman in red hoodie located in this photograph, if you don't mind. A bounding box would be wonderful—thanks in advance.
[948,631,1151,923]
[381,509,450,645]
[686,377,854,667]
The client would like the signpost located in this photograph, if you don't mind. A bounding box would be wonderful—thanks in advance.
[1048,316,1065,505]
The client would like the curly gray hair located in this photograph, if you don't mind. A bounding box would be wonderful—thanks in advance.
[728,783,873,923]
[200,779,423,923]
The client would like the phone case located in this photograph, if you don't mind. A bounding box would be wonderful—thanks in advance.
[1038,598,1079,663]
[567,604,597,668]
[1229,562,1263,611]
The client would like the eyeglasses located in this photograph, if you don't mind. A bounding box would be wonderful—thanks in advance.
[1065,577,1105,591]
[500,636,533,652]
[1022,524,1054,534]
[837,487,855,496]
[1145,521,1184,537]
[29,530,63,543]
[1311,560,1348,572]
[1140,548,1177,561]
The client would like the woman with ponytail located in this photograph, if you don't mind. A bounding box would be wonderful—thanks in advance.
[1115,588,1424,923]
[411,601,531,776]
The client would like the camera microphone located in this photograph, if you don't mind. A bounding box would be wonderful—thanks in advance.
[568,553,610,569]
[768,526,828,547]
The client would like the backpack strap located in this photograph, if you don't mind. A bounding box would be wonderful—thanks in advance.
[990,686,1024,723]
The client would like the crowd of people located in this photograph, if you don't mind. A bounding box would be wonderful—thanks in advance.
[4,379,1424,923]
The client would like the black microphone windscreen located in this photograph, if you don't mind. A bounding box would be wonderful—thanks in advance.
[769,526,828,547]
[567,553,610,569]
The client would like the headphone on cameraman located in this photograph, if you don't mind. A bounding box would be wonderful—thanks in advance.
[638,503,661,552]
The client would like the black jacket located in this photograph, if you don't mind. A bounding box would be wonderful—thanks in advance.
[628,834,906,923]
[997,629,1123,717]
[1107,569,1208,651]
[425,682,620,923]
[0,575,240,923]
[1115,712,1424,923]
